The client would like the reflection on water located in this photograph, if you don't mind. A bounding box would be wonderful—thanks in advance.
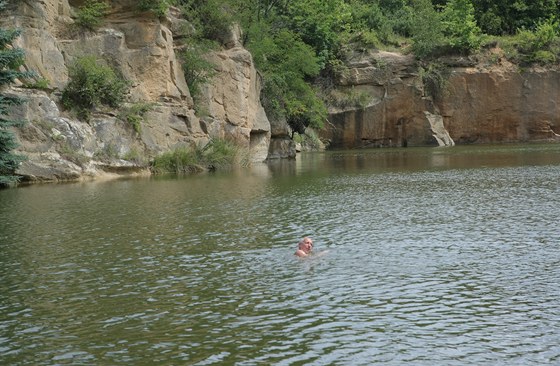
[1,144,560,365]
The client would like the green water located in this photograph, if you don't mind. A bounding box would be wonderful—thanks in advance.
[1,144,559,365]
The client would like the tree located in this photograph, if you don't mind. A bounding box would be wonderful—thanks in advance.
[411,0,445,58]
[0,0,32,187]
[248,29,326,135]
[471,0,560,35]
[441,0,482,54]
[281,0,352,67]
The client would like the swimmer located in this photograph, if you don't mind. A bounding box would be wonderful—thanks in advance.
[294,237,313,257]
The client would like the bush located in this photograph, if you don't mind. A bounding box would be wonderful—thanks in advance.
[179,0,233,42]
[150,138,247,174]
[179,39,217,99]
[22,78,49,90]
[201,138,247,169]
[118,102,153,134]
[137,0,172,18]
[61,56,129,121]
[517,21,555,54]
[248,29,326,135]
[514,18,560,64]
[419,62,450,101]
[75,0,109,30]
[532,50,557,64]
[151,146,203,174]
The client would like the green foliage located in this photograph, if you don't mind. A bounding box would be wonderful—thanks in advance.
[176,1,229,101]
[119,102,153,134]
[293,129,323,150]
[412,0,483,58]
[151,146,203,174]
[517,18,558,52]
[532,50,557,64]
[201,138,248,169]
[75,0,110,30]
[179,39,218,99]
[441,0,483,54]
[510,18,560,65]
[61,56,129,121]
[248,29,326,134]
[326,87,371,109]
[137,0,173,18]
[150,138,247,174]
[22,77,50,90]
[346,0,405,46]
[411,0,445,59]
[419,62,450,101]
[282,0,352,67]
[179,0,234,41]
[472,0,559,35]
[0,2,34,187]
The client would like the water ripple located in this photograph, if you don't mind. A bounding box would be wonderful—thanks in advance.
[1,153,560,365]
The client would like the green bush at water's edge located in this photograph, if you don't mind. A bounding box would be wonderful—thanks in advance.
[150,139,249,175]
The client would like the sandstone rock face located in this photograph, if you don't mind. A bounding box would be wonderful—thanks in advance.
[321,50,560,148]
[3,0,273,182]
[322,50,436,148]
[442,69,560,143]
[198,24,271,162]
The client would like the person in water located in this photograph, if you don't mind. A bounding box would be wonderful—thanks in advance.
[295,237,313,257]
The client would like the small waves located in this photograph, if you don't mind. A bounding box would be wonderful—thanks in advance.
[1,160,559,365]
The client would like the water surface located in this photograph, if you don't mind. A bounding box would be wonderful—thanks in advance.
[1,144,559,365]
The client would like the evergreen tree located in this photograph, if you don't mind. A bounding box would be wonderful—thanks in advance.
[0,0,32,187]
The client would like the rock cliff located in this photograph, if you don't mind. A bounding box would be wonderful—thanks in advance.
[321,49,560,148]
[3,0,292,182]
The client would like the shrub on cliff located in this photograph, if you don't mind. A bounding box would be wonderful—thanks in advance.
[179,39,217,100]
[118,102,153,134]
[75,0,110,31]
[61,56,129,121]
[179,0,234,42]
[0,0,34,187]
[137,0,173,18]
[515,18,560,65]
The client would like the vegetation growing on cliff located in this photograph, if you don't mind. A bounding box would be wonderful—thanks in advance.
[118,102,153,134]
[60,0,560,134]
[75,0,110,31]
[61,56,129,121]
[169,0,559,137]
[0,0,33,187]
[137,0,173,18]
